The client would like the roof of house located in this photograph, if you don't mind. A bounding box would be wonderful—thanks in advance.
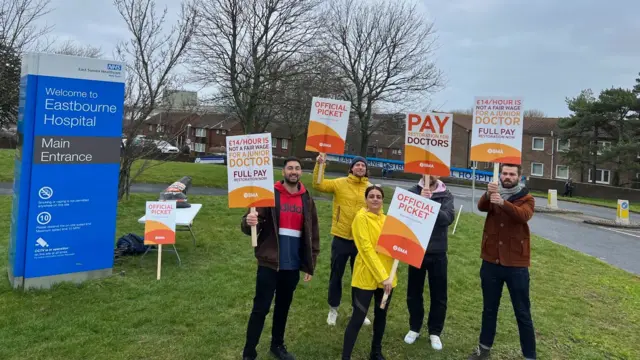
[146,111,240,130]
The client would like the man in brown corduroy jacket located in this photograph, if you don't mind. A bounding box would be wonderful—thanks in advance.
[468,163,537,360]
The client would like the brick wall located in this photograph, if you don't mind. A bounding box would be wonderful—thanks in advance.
[522,134,553,179]
[452,123,470,168]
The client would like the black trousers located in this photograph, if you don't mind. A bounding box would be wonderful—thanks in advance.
[243,266,300,358]
[328,236,359,308]
[406,252,448,336]
[342,287,394,359]
[479,260,536,359]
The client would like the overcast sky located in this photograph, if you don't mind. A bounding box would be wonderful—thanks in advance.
[35,0,639,117]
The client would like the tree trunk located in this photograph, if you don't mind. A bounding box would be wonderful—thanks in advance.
[359,133,369,157]
[118,160,132,200]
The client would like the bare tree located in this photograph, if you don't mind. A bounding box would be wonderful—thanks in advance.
[0,0,54,128]
[114,0,198,200]
[190,0,323,134]
[451,108,473,116]
[0,0,53,51]
[524,109,546,118]
[272,53,344,154]
[322,0,443,155]
[51,39,103,58]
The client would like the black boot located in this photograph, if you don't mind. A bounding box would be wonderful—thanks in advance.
[468,345,491,360]
[270,344,295,360]
[369,352,386,360]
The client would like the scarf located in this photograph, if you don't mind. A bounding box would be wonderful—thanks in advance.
[418,178,446,193]
[499,181,522,200]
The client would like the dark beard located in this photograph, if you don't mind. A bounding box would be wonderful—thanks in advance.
[501,179,516,188]
[284,176,299,186]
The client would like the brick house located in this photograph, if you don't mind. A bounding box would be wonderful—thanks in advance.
[139,110,638,188]
[143,111,243,154]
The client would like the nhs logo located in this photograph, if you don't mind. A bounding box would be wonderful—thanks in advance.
[107,63,122,71]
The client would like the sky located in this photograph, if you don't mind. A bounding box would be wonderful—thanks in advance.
[33,0,640,118]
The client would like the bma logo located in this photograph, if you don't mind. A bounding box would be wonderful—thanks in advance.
[107,63,122,71]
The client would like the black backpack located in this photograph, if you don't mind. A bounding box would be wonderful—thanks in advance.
[115,233,149,256]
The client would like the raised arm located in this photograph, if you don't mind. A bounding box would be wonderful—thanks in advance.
[435,192,456,227]
[500,195,535,224]
[478,192,491,212]
[312,161,338,193]
[351,214,389,284]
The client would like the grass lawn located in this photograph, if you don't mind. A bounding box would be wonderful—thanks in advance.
[529,190,640,213]
[0,194,638,359]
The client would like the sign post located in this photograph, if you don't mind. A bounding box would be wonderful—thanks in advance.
[143,201,177,280]
[8,53,125,290]
[470,96,524,188]
[226,133,276,247]
[376,187,441,309]
[305,97,350,184]
[616,200,630,225]
[547,190,558,209]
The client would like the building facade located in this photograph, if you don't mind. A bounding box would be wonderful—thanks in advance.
[137,110,638,188]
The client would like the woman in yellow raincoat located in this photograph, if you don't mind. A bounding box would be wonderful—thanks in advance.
[341,185,398,360]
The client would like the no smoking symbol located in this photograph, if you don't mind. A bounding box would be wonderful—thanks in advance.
[39,187,53,200]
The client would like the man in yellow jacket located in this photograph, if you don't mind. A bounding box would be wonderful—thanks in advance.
[313,155,372,326]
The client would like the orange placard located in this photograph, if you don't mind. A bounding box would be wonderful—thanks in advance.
[376,187,441,268]
[226,133,276,208]
[404,112,453,177]
[144,201,176,245]
[305,97,350,154]
[469,96,524,164]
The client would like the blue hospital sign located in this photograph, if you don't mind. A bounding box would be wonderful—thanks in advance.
[8,53,125,290]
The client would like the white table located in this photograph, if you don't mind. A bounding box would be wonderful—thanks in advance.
[137,204,203,265]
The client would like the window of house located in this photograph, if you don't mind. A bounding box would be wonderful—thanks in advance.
[588,168,611,184]
[195,128,206,137]
[557,138,570,152]
[216,130,220,134]
[378,148,382,153]
[149,124,153,131]
[281,139,288,150]
[156,125,164,132]
[555,165,569,179]
[272,138,277,148]
[597,141,611,155]
[222,130,227,135]
[532,137,544,151]
[392,149,402,155]
[194,143,206,153]
[531,162,544,177]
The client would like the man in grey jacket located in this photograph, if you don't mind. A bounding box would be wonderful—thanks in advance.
[403,175,456,351]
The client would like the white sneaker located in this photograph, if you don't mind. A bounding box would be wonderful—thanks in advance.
[363,316,371,326]
[327,308,338,326]
[404,330,420,344]
[430,335,443,350]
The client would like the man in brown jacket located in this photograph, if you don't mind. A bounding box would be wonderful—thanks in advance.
[240,157,320,360]
[468,163,537,360]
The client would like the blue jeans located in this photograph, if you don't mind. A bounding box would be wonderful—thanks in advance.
[479,260,536,359]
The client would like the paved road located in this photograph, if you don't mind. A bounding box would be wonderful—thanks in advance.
[1,179,638,275]
[370,177,640,276]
